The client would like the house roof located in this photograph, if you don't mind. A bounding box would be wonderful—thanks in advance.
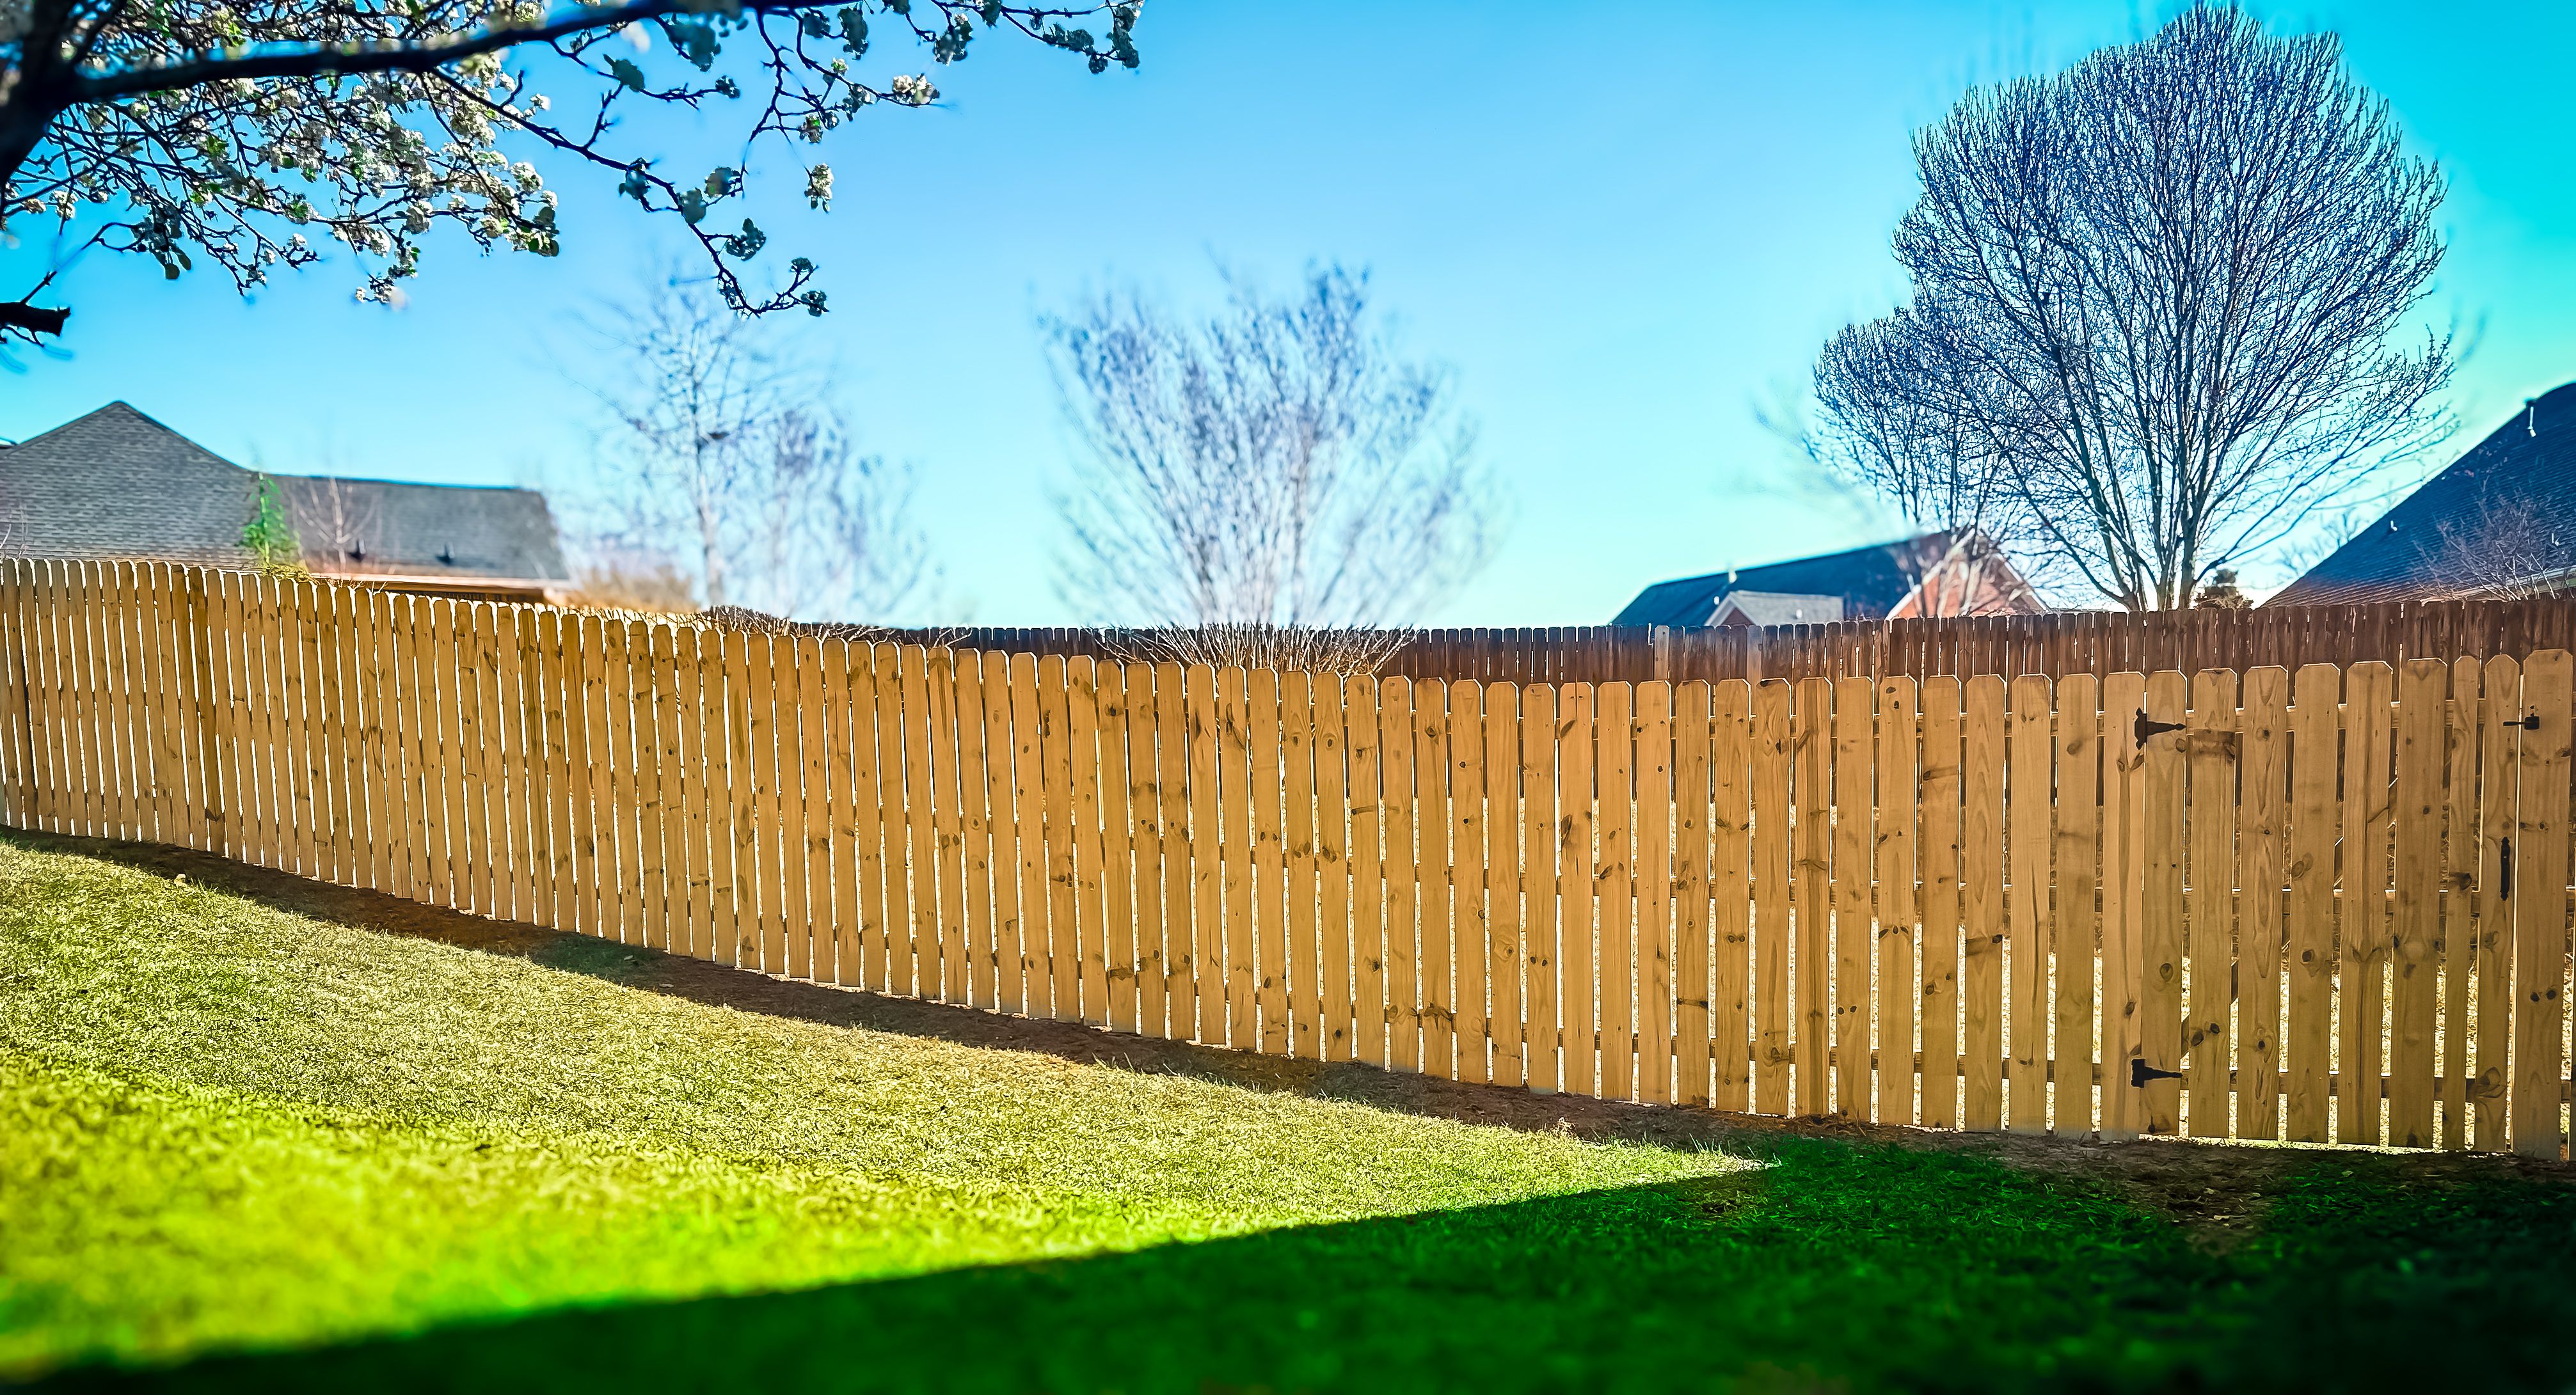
[1612,531,1962,627]
[0,401,262,565]
[274,473,569,581]
[2273,381,2576,606]
[1711,591,1845,626]
[0,401,568,582]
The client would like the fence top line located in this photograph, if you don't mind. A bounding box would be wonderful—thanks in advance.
[9,555,2574,689]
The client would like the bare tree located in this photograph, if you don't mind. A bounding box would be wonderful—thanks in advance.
[580,275,932,622]
[284,475,385,572]
[1045,264,1498,631]
[1811,6,2454,610]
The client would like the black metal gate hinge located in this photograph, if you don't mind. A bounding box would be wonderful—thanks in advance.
[2133,709,2184,748]
[2130,1059,2184,1088]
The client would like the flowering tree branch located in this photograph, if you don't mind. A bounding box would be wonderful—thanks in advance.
[0,0,1140,343]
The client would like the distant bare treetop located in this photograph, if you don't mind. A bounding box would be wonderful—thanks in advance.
[578,274,931,623]
[1811,5,2453,611]
[1045,264,1499,629]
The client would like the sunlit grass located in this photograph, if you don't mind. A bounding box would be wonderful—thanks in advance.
[0,835,1731,1380]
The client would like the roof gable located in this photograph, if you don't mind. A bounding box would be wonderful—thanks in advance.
[1612,532,1960,627]
[0,402,264,564]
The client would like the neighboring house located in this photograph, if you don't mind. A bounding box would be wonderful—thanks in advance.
[0,401,569,601]
[1613,529,2042,628]
[2273,380,2576,606]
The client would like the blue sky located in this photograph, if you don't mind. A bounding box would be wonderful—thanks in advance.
[6,0,2572,624]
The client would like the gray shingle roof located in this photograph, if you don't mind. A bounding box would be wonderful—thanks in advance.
[2272,381,2576,606]
[0,401,567,581]
[275,475,569,581]
[0,401,260,564]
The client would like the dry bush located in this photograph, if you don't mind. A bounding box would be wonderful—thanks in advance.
[559,551,701,615]
[2427,489,2571,599]
[1104,623,1413,676]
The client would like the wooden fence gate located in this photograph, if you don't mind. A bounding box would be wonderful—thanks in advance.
[2,559,2569,1156]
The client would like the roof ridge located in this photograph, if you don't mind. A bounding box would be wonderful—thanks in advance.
[273,472,546,495]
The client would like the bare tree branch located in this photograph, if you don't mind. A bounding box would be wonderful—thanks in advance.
[0,1,1141,343]
[574,272,933,622]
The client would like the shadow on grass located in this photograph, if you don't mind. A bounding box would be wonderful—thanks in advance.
[0,829,1845,1155]
[34,1144,2576,1395]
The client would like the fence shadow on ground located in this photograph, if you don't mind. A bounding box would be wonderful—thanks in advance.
[8,828,1825,1156]
[35,1143,2576,1395]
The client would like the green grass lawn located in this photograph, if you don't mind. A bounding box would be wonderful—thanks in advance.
[6,831,2576,1393]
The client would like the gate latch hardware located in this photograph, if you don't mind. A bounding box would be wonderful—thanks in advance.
[2500,837,2515,901]
[2134,710,2184,747]
[2130,1059,2185,1088]
[2515,711,2543,731]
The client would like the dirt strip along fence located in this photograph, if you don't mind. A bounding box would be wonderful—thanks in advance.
[6,557,2575,1156]
[894,599,2576,689]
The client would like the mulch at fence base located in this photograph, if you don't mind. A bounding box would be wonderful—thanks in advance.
[24,828,2573,1245]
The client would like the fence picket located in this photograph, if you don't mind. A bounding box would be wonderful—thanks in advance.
[1557,684,1598,1096]
[985,652,1028,1009]
[1792,677,1832,1115]
[2236,669,2289,1140]
[2140,669,2188,1135]
[1182,663,1223,1043]
[2472,654,2520,1150]
[2390,659,2448,1147]
[1415,679,1454,1077]
[2053,674,2100,1136]
[1010,654,1051,1013]
[1833,675,1875,1118]
[1451,681,1490,1084]
[2185,670,2238,1137]
[1875,675,1918,1126]
[1219,665,1257,1050]
[2007,674,2053,1134]
[1281,670,1320,1057]
[1317,673,1354,1062]
[1379,676,1422,1071]
[1635,681,1674,1104]
[1751,679,1793,1115]
[1250,666,1290,1054]
[2509,650,2572,1158]
[1038,655,1079,1020]
[1096,663,1137,1029]
[1133,661,1174,1037]
[1596,682,1635,1101]
[1520,683,1559,1092]
[2439,657,2481,1149]
[1673,681,1713,1108]
[1961,675,2007,1131]
[2339,661,2396,1144]
[1918,677,1964,1129]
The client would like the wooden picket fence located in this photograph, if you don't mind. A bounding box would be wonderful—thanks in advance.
[5,557,2573,1157]
[894,597,2576,689]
